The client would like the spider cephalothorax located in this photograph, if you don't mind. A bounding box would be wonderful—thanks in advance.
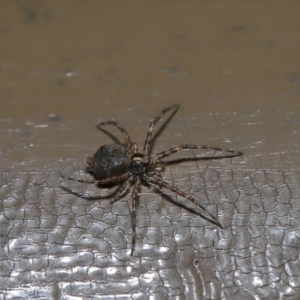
[63,104,242,255]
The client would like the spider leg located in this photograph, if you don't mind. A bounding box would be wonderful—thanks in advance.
[154,173,162,182]
[129,179,141,255]
[145,175,223,228]
[97,121,132,149]
[60,172,130,185]
[143,104,179,155]
[148,171,163,188]
[152,144,243,161]
[111,176,133,204]
[130,142,139,153]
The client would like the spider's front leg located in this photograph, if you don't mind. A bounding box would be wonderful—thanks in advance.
[143,104,179,155]
[97,120,132,150]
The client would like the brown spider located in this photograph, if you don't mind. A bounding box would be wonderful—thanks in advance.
[63,104,242,255]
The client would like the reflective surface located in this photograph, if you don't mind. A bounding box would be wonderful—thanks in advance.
[2,166,300,298]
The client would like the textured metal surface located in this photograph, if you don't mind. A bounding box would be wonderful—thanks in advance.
[1,165,300,299]
[1,1,300,299]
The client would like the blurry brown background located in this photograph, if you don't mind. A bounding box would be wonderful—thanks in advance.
[1,1,300,299]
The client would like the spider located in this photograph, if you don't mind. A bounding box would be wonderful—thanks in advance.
[62,104,242,255]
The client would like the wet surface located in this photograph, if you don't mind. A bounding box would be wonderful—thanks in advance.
[1,1,300,299]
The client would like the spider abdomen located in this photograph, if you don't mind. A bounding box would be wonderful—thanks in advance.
[86,144,130,180]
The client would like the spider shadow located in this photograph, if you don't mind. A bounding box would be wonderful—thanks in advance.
[150,185,222,228]
[97,127,122,146]
[61,181,222,227]
[165,153,240,166]
[60,181,124,201]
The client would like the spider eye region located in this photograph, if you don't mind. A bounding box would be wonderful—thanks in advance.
[128,157,146,175]
[87,144,129,179]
